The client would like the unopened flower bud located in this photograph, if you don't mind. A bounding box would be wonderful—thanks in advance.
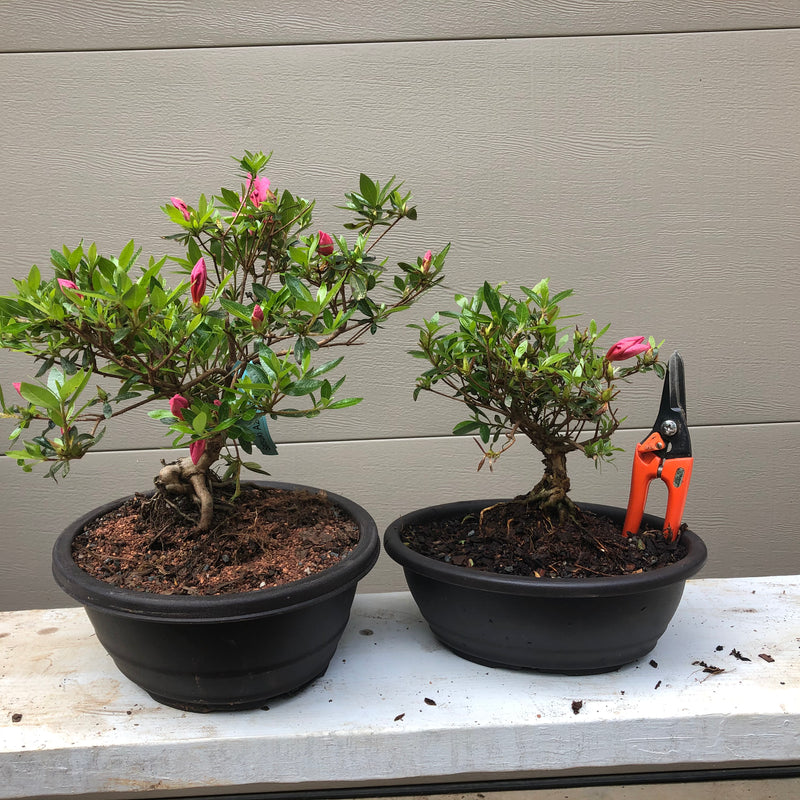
[169,393,190,420]
[605,336,651,362]
[251,304,265,331]
[57,278,83,297]
[190,258,207,307]
[170,197,191,221]
[318,231,335,256]
[421,250,433,273]
[189,439,206,465]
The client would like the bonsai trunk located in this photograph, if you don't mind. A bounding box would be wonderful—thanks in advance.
[154,436,224,531]
[517,448,575,522]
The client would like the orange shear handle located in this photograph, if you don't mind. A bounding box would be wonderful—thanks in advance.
[623,434,693,542]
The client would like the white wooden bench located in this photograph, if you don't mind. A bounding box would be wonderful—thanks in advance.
[1,576,798,798]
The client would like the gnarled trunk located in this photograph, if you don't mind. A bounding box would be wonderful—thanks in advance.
[154,436,224,531]
[516,448,575,522]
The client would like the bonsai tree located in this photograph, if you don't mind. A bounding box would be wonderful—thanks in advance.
[411,279,662,523]
[0,151,447,531]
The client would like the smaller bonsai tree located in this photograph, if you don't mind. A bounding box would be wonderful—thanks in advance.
[411,279,663,525]
[0,151,447,531]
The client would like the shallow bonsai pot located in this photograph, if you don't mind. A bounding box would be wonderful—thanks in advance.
[384,500,707,674]
[52,481,379,712]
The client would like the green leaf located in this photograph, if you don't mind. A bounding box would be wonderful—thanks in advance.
[453,420,482,436]
[284,377,324,396]
[359,173,378,205]
[192,411,208,434]
[218,297,252,322]
[18,382,61,412]
[326,397,362,409]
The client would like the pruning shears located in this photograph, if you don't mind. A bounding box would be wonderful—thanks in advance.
[623,351,693,542]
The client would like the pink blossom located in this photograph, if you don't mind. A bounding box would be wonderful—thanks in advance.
[318,231,335,256]
[246,173,271,206]
[12,382,22,396]
[169,393,190,420]
[190,258,207,306]
[189,439,206,465]
[170,197,191,221]
[251,304,265,331]
[421,250,433,273]
[605,336,651,362]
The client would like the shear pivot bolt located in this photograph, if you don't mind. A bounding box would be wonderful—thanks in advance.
[661,420,678,437]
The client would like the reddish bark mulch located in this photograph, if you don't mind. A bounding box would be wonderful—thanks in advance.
[72,486,359,596]
[401,501,687,579]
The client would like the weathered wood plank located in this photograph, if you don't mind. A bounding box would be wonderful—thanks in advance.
[0,422,796,611]
[1,31,798,447]
[1,1,800,53]
[2,579,798,797]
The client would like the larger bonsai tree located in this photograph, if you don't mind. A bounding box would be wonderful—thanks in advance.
[411,279,662,522]
[0,151,447,530]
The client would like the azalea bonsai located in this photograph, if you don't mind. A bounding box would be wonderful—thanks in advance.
[0,150,447,532]
[386,280,704,674]
[411,279,663,527]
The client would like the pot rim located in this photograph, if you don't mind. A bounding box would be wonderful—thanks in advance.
[52,480,379,621]
[384,499,707,598]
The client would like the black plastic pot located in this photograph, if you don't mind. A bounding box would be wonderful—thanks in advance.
[384,500,707,674]
[53,481,379,712]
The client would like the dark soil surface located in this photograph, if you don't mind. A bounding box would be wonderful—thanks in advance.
[72,485,359,596]
[401,501,687,579]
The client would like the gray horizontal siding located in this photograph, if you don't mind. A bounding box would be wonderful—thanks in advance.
[1,15,798,610]
[2,1,800,53]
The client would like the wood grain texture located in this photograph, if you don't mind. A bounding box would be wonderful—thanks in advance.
[1,422,797,611]
[1,1,800,53]
[1,30,799,454]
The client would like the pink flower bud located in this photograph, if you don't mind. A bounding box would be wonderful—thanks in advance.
[170,197,191,221]
[190,258,207,306]
[57,278,83,297]
[246,173,271,206]
[605,336,651,362]
[318,231,335,256]
[169,393,190,420]
[12,382,22,396]
[421,250,433,273]
[251,304,265,331]
[189,439,206,465]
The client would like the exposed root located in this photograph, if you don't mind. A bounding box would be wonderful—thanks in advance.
[154,436,223,531]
